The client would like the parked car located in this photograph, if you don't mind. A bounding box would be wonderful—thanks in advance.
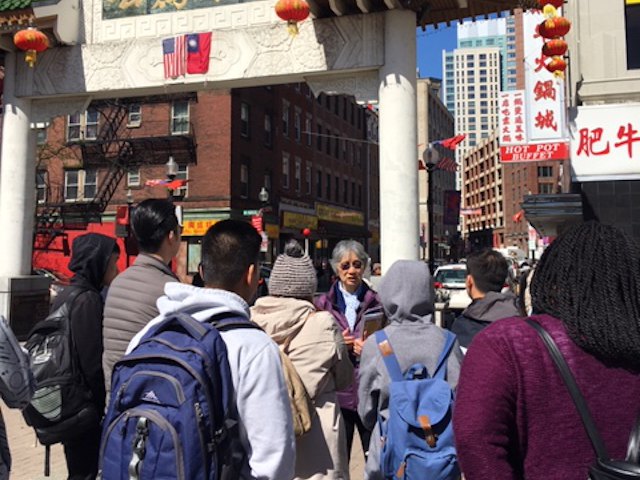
[433,263,471,312]
[33,268,70,304]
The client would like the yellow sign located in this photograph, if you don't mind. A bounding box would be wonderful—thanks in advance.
[316,204,364,226]
[182,219,219,237]
[627,0,640,5]
[265,223,280,239]
[282,212,318,230]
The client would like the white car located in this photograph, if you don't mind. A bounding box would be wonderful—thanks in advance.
[433,264,471,311]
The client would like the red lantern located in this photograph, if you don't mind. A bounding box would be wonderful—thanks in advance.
[302,228,311,238]
[275,0,310,36]
[13,27,49,68]
[538,17,571,39]
[542,39,568,57]
[538,0,564,8]
[545,56,567,78]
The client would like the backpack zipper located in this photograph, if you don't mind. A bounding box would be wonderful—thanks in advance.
[195,402,210,477]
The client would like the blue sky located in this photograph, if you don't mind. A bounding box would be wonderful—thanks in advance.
[416,25,457,79]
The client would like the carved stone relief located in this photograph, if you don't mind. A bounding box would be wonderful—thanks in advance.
[15,12,384,98]
[306,71,379,104]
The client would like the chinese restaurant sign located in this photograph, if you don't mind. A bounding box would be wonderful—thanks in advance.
[500,10,569,163]
[571,104,640,182]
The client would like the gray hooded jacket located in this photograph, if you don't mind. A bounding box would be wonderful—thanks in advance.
[357,260,463,480]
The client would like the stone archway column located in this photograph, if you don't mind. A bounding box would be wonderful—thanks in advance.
[378,9,419,272]
[0,52,36,278]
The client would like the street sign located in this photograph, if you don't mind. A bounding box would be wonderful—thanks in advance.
[242,209,259,216]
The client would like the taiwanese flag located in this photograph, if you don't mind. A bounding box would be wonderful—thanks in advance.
[186,33,212,75]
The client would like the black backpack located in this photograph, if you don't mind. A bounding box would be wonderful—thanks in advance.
[22,288,100,446]
[527,320,640,480]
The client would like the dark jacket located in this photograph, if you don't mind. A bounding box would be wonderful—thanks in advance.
[52,233,117,416]
[102,254,179,393]
[315,280,382,411]
[450,291,521,348]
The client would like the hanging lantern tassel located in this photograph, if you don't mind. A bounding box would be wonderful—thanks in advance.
[542,4,558,19]
[13,27,49,68]
[275,0,310,36]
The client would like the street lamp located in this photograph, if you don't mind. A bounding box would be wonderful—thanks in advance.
[166,156,178,199]
[423,144,440,274]
[258,186,269,204]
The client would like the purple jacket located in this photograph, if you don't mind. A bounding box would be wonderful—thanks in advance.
[454,314,640,479]
[315,281,382,411]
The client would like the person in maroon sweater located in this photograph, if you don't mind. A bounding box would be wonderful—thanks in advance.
[453,221,640,479]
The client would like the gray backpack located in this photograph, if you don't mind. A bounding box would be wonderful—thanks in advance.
[0,315,34,409]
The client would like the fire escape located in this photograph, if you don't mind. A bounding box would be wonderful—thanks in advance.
[34,96,197,252]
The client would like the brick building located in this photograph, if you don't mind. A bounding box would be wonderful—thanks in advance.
[32,83,380,281]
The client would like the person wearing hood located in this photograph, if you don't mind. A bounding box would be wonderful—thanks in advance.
[127,220,295,480]
[51,233,120,479]
[358,260,463,480]
[450,249,522,351]
[251,240,354,480]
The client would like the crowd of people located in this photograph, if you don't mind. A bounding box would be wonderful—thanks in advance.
[3,197,640,480]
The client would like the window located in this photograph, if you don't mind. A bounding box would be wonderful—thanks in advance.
[264,114,273,147]
[240,103,250,138]
[295,158,302,192]
[351,181,356,206]
[538,183,554,194]
[306,118,312,146]
[127,104,142,127]
[334,133,339,158]
[326,172,331,199]
[36,170,47,203]
[171,100,190,134]
[240,164,249,198]
[175,164,189,197]
[358,184,362,207]
[282,101,290,137]
[538,166,553,178]
[294,111,301,142]
[317,124,323,151]
[334,176,339,202]
[626,2,640,69]
[264,172,272,194]
[343,178,349,204]
[282,154,290,189]
[36,127,47,145]
[67,109,99,141]
[316,169,323,197]
[305,164,312,195]
[127,168,141,187]
[64,169,97,201]
[325,129,331,155]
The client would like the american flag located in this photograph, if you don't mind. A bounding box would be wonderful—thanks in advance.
[435,156,458,172]
[163,36,186,79]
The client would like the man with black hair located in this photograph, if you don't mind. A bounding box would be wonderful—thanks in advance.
[103,198,181,393]
[450,249,521,350]
[127,219,295,479]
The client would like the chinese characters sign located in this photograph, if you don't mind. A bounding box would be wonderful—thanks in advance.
[571,104,640,181]
[523,10,567,143]
[499,91,527,146]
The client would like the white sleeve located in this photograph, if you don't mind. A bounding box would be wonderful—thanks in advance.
[236,338,296,480]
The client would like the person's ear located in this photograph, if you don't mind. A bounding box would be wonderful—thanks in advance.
[465,274,474,291]
[246,263,258,288]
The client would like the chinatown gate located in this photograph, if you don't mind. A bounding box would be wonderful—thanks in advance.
[0,0,532,323]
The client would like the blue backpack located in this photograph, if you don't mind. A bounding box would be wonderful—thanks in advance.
[375,330,459,480]
[100,312,255,480]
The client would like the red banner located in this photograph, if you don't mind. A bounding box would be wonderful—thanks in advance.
[500,142,569,163]
[251,215,263,233]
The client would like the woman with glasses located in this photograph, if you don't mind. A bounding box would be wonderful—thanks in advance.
[316,240,383,464]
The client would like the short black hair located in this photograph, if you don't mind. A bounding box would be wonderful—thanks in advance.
[131,199,179,253]
[466,249,508,293]
[202,219,261,290]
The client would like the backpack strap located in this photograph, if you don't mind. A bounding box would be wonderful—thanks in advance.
[375,330,404,382]
[432,331,457,381]
[210,312,263,333]
[144,312,211,341]
[526,319,610,461]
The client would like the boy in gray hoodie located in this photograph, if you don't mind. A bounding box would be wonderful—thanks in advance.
[357,260,463,480]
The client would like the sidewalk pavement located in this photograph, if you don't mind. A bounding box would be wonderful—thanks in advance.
[3,401,365,480]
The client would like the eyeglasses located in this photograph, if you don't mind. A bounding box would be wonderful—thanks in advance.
[339,261,363,271]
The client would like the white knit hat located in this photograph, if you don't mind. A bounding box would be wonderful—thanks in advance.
[268,240,318,298]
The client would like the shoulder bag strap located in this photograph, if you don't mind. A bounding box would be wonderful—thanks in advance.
[526,319,610,461]
[375,330,404,382]
[433,331,457,380]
